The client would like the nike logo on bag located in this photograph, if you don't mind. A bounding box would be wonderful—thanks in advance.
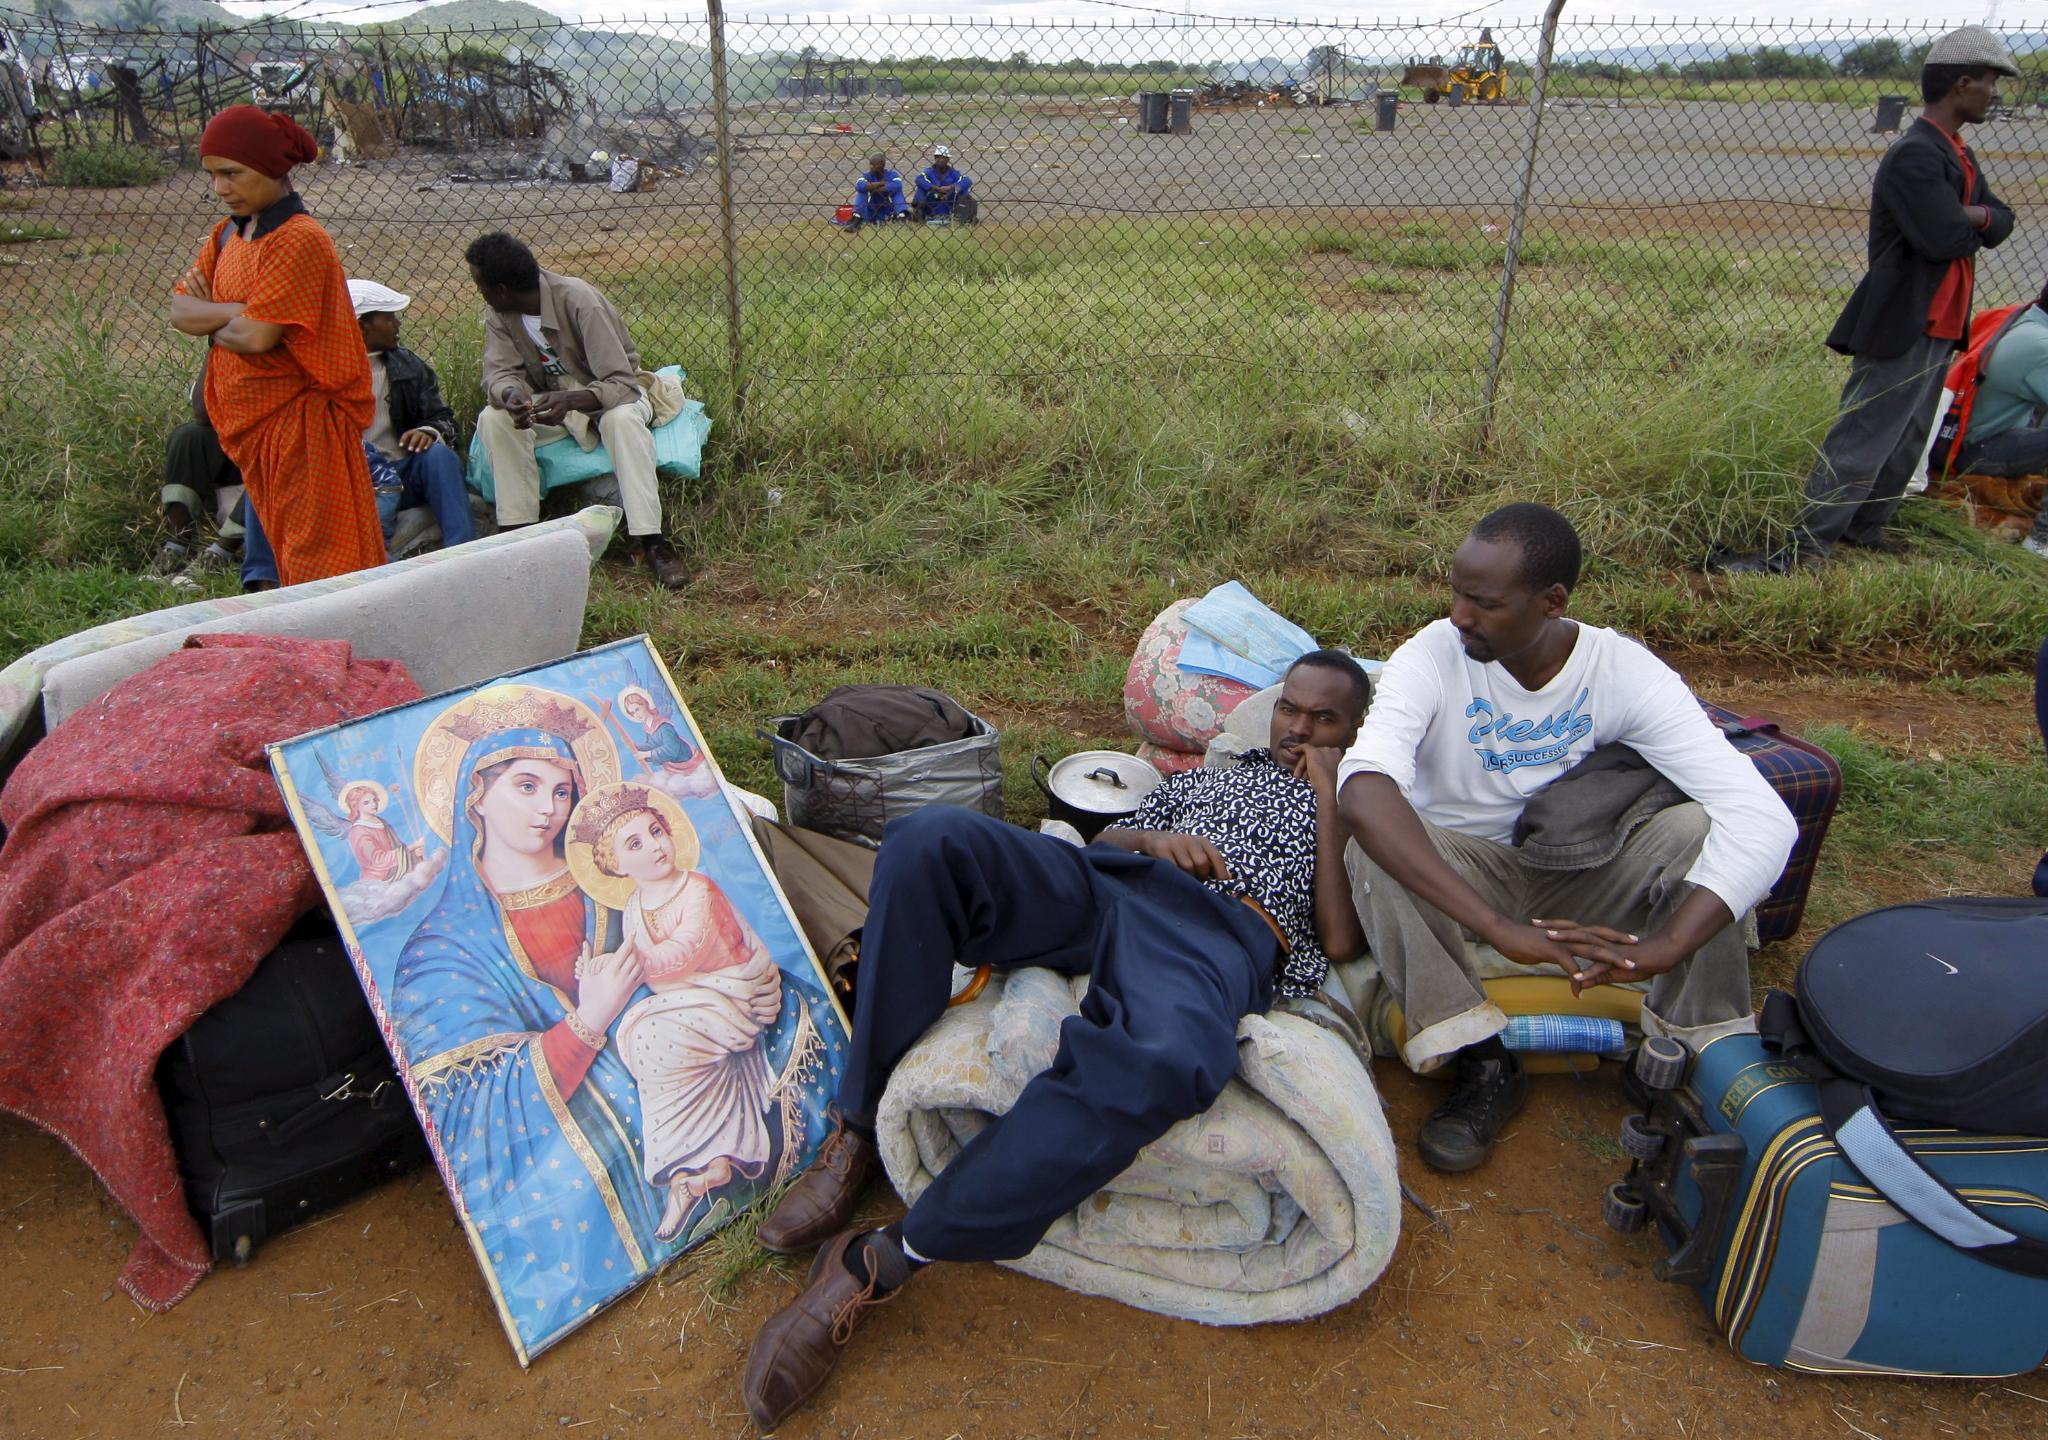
[1927,952,1959,976]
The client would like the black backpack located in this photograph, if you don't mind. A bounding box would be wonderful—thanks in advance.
[1761,897,2048,1278]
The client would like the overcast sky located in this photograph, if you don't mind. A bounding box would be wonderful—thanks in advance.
[215,1,2008,34]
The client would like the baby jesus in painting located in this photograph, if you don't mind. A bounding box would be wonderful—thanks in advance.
[573,785,784,1241]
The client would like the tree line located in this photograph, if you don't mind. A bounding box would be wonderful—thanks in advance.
[1557,38,1945,84]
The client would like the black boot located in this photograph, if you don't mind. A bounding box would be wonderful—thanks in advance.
[1417,1042,1529,1173]
[1702,543,1822,576]
[640,534,691,591]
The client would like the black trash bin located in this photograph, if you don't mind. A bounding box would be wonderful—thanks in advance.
[1375,91,1398,131]
[1871,94,1909,134]
[1137,91,1169,133]
[1168,89,1193,134]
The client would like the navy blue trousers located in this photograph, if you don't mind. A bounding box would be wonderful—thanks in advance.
[838,807,1278,1264]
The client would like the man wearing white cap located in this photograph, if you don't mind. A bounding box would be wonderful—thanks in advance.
[346,278,475,554]
[1709,25,2017,575]
[912,144,972,223]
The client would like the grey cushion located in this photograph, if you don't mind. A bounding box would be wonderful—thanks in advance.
[42,525,601,730]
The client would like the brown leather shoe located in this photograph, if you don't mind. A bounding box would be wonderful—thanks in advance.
[755,1118,879,1255]
[641,536,691,590]
[744,1228,909,1431]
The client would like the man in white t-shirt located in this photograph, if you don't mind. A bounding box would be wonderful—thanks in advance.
[1338,504,1797,1173]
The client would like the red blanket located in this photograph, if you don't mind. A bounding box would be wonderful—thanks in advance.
[0,634,419,1309]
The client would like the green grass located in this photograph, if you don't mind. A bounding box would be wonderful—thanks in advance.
[49,142,165,189]
[1540,75,1917,105]
[8,216,2044,676]
[1348,272,1425,296]
[6,216,2047,896]
[654,1177,797,1307]
[1811,724,2048,882]
[0,220,68,244]
[1553,1116,1625,1161]
[1,213,2042,1009]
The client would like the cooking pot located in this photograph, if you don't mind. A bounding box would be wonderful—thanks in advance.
[1031,750,1160,840]
[834,203,857,223]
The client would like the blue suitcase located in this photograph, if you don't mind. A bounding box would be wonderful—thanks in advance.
[1609,1031,2048,1377]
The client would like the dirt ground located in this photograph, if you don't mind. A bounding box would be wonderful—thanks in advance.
[7,1066,2047,1440]
[4,648,2046,1439]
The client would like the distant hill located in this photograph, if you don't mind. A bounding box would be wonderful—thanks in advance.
[383,0,563,31]
[27,0,241,30]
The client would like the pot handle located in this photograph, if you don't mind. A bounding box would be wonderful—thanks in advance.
[1030,752,1055,798]
[1083,766,1128,789]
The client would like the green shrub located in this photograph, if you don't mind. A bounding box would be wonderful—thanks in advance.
[51,142,164,189]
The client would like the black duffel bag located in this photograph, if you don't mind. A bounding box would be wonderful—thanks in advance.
[157,913,428,1263]
[1761,897,2048,1278]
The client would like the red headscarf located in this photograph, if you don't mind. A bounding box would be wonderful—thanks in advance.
[199,105,318,179]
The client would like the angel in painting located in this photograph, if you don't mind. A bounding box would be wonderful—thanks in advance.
[302,752,448,922]
[597,684,721,802]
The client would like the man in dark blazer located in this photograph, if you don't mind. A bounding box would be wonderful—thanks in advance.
[1710,27,2017,575]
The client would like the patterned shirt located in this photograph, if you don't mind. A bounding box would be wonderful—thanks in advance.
[1103,749,1331,998]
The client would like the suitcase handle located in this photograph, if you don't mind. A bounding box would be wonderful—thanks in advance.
[259,1068,399,1146]
[1714,716,1779,740]
[1650,1132,1748,1285]
[1630,1093,1748,1288]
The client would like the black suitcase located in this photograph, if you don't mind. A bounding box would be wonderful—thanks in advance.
[157,915,428,1263]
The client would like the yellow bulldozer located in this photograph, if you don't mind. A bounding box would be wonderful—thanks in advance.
[1401,28,1510,105]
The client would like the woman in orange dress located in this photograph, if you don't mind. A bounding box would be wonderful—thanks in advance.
[168,106,384,585]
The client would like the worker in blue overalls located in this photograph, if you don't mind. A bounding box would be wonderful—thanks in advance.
[912,144,973,223]
[850,153,907,227]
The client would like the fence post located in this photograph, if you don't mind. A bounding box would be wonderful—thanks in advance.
[1479,0,1565,448]
[705,0,747,420]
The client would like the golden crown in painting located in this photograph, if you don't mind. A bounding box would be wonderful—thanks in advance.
[569,783,657,847]
[442,693,598,745]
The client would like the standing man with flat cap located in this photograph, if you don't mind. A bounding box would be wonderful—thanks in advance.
[1710,26,2018,574]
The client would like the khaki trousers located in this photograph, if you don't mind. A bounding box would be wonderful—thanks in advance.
[1346,803,1756,1073]
[477,397,662,536]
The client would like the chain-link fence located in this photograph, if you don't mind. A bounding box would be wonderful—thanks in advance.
[3,9,2044,438]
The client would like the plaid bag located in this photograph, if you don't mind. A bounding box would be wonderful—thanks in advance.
[1700,704,1841,944]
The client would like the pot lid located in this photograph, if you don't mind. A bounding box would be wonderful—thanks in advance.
[1046,750,1160,813]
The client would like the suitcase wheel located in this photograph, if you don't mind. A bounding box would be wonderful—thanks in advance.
[1603,1181,1648,1234]
[1618,1113,1664,1162]
[232,1233,253,1265]
[1632,1037,1688,1092]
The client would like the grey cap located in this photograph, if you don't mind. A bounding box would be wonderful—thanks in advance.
[1926,25,2021,77]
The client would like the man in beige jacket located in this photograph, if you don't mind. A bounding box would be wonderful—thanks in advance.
[464,230,690,589]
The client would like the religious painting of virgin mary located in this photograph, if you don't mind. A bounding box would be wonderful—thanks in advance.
[268,638,848,1365]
